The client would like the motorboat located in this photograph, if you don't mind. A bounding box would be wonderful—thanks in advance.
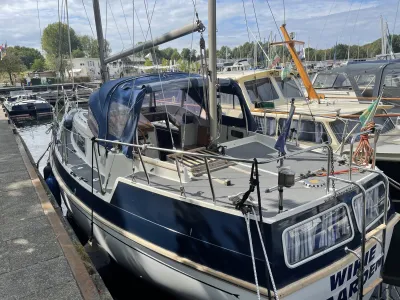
[2,93,53,121]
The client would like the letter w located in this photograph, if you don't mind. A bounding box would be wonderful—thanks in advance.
[330,268,347,291]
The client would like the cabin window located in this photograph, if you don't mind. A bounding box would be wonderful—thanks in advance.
[383,70,400,97]
[275,78,303,98]
[352,182,387,232]
[244,78,279,103]
[108,102,130,138]
[88,108,99,137]
[219,93,243,119]
[354,74,376,97]
[333,74,351,88]
[314,74,336,88]
[330,111,394,144]
[72,127,86,154]
[254,116,276,135]
[283,204,353,267]
[278,119,329,143]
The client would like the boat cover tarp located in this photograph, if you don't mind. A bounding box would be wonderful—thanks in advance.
[88,72,256,155]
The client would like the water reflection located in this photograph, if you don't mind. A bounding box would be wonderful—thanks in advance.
[17,119,176,300]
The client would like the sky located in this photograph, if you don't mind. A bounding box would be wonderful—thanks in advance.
[1,0,399,56]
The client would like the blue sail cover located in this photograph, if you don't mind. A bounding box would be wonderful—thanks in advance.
[88,72,257,155]
[88,73,193,153]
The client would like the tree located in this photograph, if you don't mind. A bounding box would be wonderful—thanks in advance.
[171,50,181,61]
[78,35,111,58]
[42,22,81,57]
[31,58,46,71]
[162,47,175,60]
[72,49,85,58]
[7,46,44,69]
[217,46,231,59]
[161,58,169,66]
[0,53,26,85]
[144,59,153,66]
[181,48,191,61]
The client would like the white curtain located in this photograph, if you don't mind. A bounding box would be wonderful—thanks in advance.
[286,207,351,265]
[353,185,382,229]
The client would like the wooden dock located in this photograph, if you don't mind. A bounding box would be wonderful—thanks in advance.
[0,110,110,300]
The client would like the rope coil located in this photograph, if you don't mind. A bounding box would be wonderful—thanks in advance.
[352,122,375,166]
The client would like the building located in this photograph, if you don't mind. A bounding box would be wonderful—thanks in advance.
[65,58,101,80]
[65,56,147,80]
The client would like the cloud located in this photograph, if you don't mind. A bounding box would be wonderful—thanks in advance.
[0,0,399,56]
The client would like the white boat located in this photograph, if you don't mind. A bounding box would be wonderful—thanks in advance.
[2,93,53,121]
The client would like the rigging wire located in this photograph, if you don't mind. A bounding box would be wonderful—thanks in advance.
[348,0,364,59]
[120,0,133,45]
[81,0,95,37]
[108,1,126,50]
[36,0,42,51]
[143,0,176,147]
[132,0,135,65]
[105,0,108,45]
[251,0,261,41]
[264,0,283,40]
[337,0,354,44]
[314,0,337,53]
[241,0,252,45]
[392,0,400,48]
[134,1,157,44]
[182,0,199,149]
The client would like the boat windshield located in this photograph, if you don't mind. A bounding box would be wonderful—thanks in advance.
[314,74,337,88]
[244,77,279,104]
[329,109,395,143]
[314,73,351,89]
[275,78,304,98]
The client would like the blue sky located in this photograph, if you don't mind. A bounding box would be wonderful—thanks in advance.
[0,0,398,55]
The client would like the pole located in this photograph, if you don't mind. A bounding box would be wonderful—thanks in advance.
[65,0,74,84]
[381,16,386,55]
[280,25,320,101]
[208,0,218,143]
[92,0,109,82]
[105,21,205,64]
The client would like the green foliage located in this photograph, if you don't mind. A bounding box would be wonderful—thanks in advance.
[78,35,111,58]
[161,58,169,66]
[181,48,191,61]
[171,50,180,61]
[31,58,46,71]
[7,46,44,69]
[72,49,85,58]
[0,53,26,85]
[144,59,153,66]
[42,22,81,57]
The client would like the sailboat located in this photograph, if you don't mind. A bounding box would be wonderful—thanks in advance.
[49,2,399,300]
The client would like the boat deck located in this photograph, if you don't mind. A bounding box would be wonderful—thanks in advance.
[59,134,371,219]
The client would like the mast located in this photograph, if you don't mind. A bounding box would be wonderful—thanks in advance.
[92,0,109,83]
[208,0,217,142]
[65,0,74,84]
[279,24,321,101]
[381,16,386,56]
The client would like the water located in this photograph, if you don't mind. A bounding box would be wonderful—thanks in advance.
[16,119,177,300]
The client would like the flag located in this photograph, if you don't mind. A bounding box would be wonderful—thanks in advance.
[275,102,295,155]
[271,55,281,68]
[359,99,379,127]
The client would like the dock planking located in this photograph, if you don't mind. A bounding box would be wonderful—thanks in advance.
[0,110,106,300]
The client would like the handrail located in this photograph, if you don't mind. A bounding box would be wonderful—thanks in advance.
[94,138,333,166]
[328,176,367,300]
[351,165,389,297]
